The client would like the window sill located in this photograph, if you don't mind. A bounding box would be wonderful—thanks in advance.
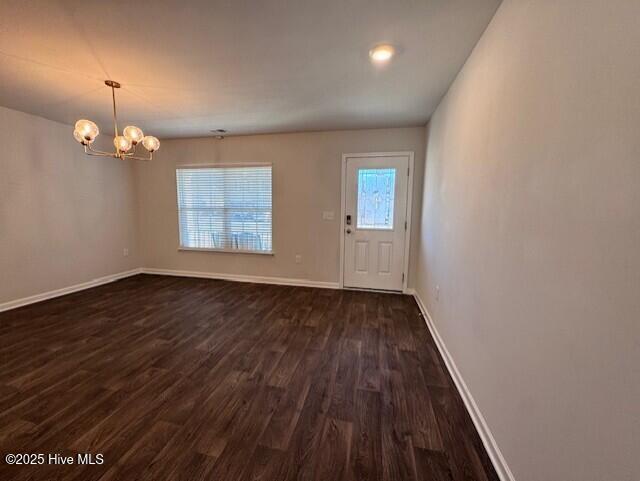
[178,247,274,256]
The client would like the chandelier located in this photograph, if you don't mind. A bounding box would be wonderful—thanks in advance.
[72,80,160,161]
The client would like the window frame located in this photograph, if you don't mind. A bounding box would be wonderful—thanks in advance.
[175,162,275,255]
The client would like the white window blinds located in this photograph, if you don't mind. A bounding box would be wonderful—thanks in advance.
[176,165,273,253]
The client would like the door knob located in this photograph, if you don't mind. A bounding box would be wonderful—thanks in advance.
[346,228,352,234]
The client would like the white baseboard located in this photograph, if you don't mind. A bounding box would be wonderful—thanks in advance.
[140,268,340,290]
[412,291,515,481]
[0,268,142,313]
[0,266,389,314]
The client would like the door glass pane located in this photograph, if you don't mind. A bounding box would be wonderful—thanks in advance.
[357,168,396,229]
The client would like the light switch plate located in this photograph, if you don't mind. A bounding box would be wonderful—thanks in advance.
[322,211,335,221]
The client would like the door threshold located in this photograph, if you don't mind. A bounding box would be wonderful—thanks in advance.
[343,286,404,294]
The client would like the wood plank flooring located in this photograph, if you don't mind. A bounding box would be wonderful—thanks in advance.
[0,274,499,480]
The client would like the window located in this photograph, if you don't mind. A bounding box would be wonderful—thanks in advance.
[356,168,396,230]
[176,165,273,253]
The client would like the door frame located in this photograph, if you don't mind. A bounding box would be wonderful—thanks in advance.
[339,151,415,293]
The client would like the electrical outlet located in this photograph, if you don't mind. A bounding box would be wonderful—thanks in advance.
[295,254,302,264]
[435,285,440,301]
[123,248,129,257]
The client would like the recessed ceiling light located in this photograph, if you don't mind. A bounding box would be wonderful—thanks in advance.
[369,44,395,64]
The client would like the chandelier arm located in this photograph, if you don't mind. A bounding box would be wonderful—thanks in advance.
[124,144,153,159]
[126,152,153,162]
[84,144,118,158]
[121,147,139,157]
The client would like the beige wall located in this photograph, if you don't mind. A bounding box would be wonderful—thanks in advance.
[416,1,640,481]
[0,106,140,305]
[136,128,425,286]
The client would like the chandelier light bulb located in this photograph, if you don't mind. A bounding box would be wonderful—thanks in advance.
[73,129,88,145]
[123,125,144,145]
[74,119,99,142]
[142,136,160,152]
[114,135,132,152]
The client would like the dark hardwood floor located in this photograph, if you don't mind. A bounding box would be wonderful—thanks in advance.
[0,274,498,481]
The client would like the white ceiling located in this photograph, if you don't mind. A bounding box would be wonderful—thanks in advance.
[0,0,500,138]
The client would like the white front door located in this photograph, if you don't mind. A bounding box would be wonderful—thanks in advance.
[343,154,410,291]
